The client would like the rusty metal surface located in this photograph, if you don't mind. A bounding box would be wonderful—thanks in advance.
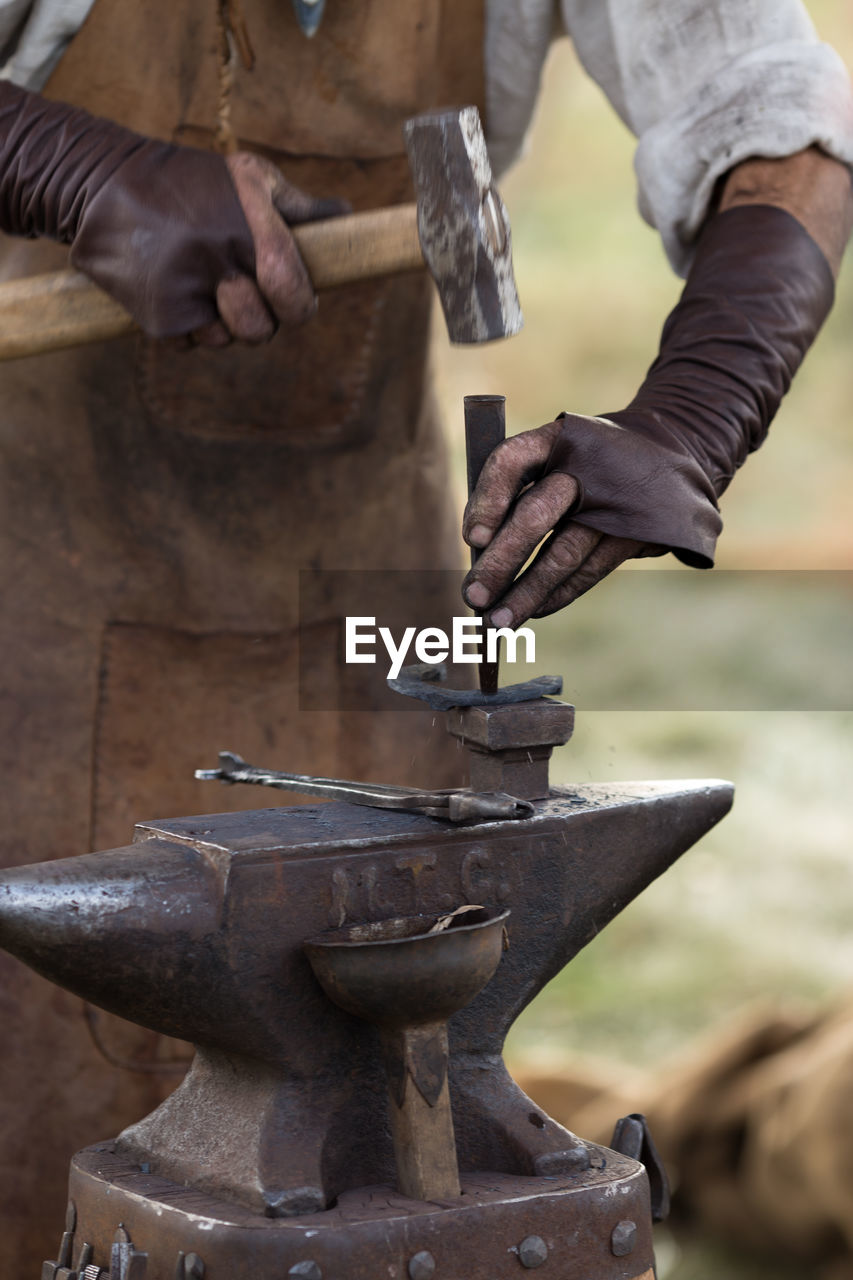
[0,779,732,1220]
[66,1143,656,1280]
[403,108,523,344]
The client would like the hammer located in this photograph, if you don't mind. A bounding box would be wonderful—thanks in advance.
[0,105,522,360]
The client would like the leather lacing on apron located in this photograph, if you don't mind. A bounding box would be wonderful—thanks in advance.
[215,0,255,153]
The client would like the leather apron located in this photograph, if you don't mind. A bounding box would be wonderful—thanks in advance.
[0,2,484,1268]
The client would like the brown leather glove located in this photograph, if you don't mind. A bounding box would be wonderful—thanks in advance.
[463,204,834,624]
[0,81,344,340]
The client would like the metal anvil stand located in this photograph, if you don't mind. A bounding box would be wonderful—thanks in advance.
[1,697,733,1280]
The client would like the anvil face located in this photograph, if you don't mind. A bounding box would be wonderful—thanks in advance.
[0,778,732,1221]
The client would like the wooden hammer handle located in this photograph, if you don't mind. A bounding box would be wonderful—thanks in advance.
[0,202,420,361]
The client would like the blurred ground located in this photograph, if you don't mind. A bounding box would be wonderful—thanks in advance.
[432,4,852,1276]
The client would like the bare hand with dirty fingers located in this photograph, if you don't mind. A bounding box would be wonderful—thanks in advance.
[462,420,656,629]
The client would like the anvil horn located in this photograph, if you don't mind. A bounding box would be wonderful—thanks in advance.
[0,839,225,1043]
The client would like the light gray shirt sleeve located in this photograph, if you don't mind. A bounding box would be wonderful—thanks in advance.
[2,0,852,278]
[0,0,94,91]
[487,0,853,275]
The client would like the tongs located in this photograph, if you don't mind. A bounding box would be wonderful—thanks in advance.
[196,751,534,823]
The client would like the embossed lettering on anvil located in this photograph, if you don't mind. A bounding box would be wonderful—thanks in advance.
[328,850,514,927]
[327,859,407,926]
[328,861,395,926]
[328,866,350,928]
[461,848,514,905]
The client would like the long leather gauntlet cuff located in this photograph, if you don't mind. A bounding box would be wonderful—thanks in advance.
[0,81,255,334]
[0,82,142,241]
[549,205,835,567]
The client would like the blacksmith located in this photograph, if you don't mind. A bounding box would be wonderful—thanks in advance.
[0,0,850,1271]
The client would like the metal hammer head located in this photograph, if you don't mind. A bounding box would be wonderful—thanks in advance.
[404,107,523,344]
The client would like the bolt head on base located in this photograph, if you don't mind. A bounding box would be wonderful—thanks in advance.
[518,1234,548,1268]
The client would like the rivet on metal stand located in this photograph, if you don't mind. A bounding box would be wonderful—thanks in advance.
[407,1250,436,1280]
[517,1235,548,1268]
[610,1220,638,1257]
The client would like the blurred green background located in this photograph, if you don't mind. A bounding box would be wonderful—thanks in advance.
[432,4,852,1275]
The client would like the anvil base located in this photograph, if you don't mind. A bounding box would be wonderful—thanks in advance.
[68,1141,655,1280]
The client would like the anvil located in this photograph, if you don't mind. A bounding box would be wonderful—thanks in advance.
[0,699,732,1279]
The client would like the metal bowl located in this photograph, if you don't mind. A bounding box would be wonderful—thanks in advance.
[304,906,509,1028]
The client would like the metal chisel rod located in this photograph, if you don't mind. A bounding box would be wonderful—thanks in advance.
[463,394,506,695]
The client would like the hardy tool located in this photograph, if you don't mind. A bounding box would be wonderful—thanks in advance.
[0,105,522,359]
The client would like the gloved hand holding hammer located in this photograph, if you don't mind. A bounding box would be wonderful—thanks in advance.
[0,80,348,343]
